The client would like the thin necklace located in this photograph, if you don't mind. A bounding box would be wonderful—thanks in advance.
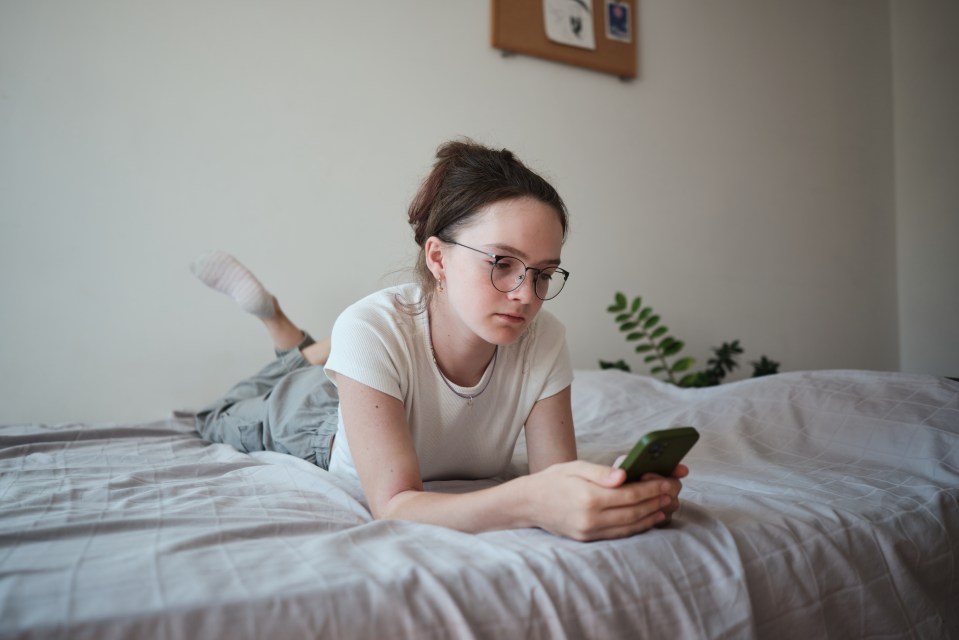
[427,314,498,406]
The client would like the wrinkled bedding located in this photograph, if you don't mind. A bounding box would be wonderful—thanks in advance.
[1,369,957,639]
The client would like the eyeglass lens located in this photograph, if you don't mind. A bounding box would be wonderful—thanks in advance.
[491,257,567,300]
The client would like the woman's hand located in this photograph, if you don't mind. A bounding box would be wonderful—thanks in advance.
[523,461,686,541]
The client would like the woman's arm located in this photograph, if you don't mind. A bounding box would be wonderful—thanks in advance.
[523,386,577,473]
[336,375,683,540]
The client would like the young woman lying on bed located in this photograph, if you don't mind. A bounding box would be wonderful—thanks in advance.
[190,139,687,541]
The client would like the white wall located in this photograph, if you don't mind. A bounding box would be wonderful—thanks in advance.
[0,1,923,424]
[891,0,959,378]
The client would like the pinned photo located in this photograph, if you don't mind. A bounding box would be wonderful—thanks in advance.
[606,1,631,43]
[544,0,597,50]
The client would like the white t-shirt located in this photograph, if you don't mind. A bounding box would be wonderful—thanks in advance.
[323,284,573,483]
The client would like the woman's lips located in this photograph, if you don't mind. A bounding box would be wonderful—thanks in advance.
[496,313,526,324]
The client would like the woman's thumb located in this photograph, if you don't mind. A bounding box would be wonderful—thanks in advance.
[571,460,626,487]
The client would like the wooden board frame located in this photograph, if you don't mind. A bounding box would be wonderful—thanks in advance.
[491,0,638,80]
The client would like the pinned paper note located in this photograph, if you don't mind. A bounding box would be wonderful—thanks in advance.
[543,0,596,50]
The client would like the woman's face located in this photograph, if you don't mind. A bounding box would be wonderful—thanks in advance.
[439,197,565,347]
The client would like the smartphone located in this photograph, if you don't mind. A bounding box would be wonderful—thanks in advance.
[618,426,699,482]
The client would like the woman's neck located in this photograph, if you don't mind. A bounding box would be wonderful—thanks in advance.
[427,302,497,387]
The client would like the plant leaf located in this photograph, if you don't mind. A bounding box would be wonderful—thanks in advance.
[643,314,660,329]
[626,332,644,341]
[634,344,652,353]
[619,321,639,332]
[662,340,685,357]
[670,357,695,373]
[630,296,642,312]
[678,373,699,387]
[650,326,668,339]
[751,355,780,377]
[638,307,652,321]
[599,359,631,372]
[644,354,658,363]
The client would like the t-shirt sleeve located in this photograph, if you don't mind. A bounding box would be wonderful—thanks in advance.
[323,296,408,402]
[533,310,574,401]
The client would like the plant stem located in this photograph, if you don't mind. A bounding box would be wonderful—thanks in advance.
[643,334,676,384]
[657,348,677,384]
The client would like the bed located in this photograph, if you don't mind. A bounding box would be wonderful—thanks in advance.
[2,368,957,639]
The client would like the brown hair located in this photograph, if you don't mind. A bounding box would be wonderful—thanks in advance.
[407,139,568,308]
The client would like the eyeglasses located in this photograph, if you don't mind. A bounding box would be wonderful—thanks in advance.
[448,241,570,301]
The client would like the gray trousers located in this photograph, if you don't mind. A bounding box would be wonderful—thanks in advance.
[194,333,339,469]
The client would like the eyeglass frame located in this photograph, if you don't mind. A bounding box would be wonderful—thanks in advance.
[445,240,570,301]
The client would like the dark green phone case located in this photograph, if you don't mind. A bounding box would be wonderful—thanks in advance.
[619,426,699,482]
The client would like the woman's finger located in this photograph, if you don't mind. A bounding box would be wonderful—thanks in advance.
[588,508,667,540]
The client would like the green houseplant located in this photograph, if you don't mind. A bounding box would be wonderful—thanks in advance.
[599,292,780,387]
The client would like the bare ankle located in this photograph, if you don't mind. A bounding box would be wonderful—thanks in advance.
[262,303,306,352]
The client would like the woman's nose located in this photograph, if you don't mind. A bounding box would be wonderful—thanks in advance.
[508,271,537,303]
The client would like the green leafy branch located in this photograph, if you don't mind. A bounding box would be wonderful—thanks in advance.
[599,292,694,384]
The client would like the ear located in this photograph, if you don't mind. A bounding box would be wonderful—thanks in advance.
[424,236,447,281]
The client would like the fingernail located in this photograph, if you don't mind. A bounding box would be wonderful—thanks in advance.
[660,481,671,492]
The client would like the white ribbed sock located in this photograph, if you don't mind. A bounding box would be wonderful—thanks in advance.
[190,251,275,318]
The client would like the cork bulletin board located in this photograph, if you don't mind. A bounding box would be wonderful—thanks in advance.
[491,0,637,79]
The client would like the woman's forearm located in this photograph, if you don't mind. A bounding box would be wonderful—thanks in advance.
[378,475,537,533]
[374,461,682,541]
